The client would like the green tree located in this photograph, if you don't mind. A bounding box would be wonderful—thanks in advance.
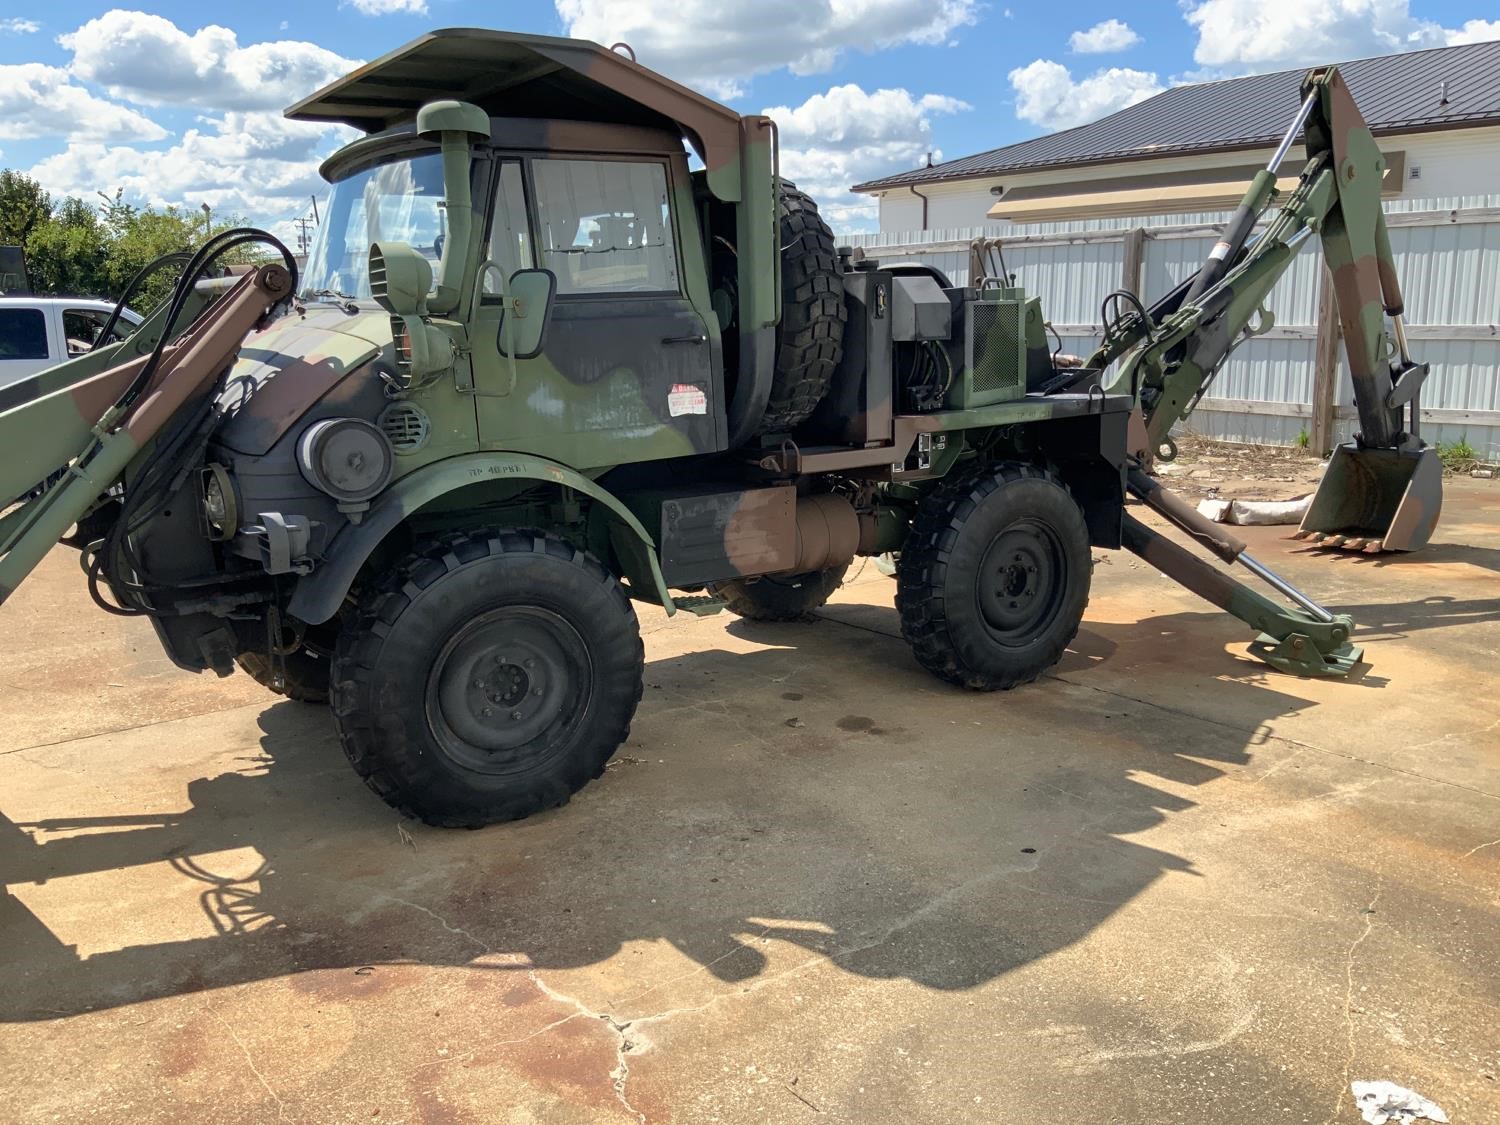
[26,197,108,296]
[0,169,52,246]
[3,171,268,308]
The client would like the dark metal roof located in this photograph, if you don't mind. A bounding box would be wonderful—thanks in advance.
[854,38,1500,192]
[286,29,744,175]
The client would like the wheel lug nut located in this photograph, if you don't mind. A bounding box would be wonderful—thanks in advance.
[510,710,523,720]
[482,707,493,717]
[472,679,483,688]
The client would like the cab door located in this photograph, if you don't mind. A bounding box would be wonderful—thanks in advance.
[471,154,723,470]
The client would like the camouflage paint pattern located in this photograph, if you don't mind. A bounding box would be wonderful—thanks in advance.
[0,266,292,602]
[1090,63,1439,551]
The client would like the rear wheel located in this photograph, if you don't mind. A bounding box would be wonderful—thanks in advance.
[237,649,330,704]
[897,464,1090,690]
[331,531,644,827]
[710,563,850,622]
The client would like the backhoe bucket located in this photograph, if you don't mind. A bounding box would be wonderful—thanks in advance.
[1296,443,1442,552]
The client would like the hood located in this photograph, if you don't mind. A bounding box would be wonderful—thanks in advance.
[215,305,391,456]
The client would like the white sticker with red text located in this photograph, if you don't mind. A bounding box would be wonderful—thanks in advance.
[668,383,708,416]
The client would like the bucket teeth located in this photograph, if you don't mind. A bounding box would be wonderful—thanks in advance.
[1342,536,1369,550]
[1291,530,1314,541]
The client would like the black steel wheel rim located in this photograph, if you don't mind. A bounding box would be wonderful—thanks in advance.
[424,606,592,774]
[976,518,1067,646]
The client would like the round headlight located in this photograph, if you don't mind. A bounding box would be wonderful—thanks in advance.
[297,418,393,503]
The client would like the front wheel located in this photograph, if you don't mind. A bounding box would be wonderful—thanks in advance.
[331,531,644,827]
[897,464,1090,690]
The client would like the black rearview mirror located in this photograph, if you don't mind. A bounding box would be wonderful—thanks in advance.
[498,268,557,360]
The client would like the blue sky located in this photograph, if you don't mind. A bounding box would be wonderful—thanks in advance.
[2,1,1497,234]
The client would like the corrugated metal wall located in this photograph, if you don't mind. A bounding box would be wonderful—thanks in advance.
[838,196,1500,459]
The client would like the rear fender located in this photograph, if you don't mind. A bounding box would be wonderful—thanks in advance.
[286,453,676,624]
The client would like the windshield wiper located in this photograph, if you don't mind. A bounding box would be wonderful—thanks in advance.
[300,288,361,314]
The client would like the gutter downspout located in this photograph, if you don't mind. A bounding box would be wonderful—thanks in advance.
[909,184,930,230]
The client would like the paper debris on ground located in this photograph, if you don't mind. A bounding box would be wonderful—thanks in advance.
[1350,1080,1449,1124]
[1195,495,1312,526]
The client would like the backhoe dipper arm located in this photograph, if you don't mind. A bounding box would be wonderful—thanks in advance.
[1094,66,1414,457]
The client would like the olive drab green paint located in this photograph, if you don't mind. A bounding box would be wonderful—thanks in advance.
[1091,63,1441,552]
[0,33,1443,693]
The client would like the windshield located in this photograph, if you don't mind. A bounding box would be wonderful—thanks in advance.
[301,153,447,300]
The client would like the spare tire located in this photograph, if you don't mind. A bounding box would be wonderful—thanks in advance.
[758,182,847,434]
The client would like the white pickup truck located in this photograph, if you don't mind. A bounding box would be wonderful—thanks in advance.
[0,297,142,390]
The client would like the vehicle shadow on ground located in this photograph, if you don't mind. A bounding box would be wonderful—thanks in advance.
[0,613,1315,1024]
[1294,540,1500,573]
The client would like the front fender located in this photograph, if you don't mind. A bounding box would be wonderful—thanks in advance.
[286,453,676,624]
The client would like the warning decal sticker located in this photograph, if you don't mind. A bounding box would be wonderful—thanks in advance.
[667,384,708,416]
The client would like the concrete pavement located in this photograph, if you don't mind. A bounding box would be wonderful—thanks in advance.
[2,482,1496,1123]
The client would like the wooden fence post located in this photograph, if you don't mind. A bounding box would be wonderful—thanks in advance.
[1121,227,1147,297]
[1311,263,1342,456]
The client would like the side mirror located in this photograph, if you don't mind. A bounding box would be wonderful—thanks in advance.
[497,268,557,360]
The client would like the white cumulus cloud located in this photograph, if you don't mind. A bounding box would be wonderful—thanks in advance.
[1444,18,1500,45]
[1008,60,1162,130]
[343,0,428,13]
[60,10,358,110]
[27,112,353,235]
[1183,0,1499,72]
[2,18,41,35]
[0,63,167,142]
[1068,19,1141,55]
[556,0,979,98]
[764,84,970,228]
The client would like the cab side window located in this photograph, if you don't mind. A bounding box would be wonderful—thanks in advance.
[63,309,129,355]
[532,159,678,296]
[483,161,535,296]
[0,308,48,360]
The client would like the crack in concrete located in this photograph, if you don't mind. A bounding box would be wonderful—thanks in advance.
[1325,885,1381,1125]
[384,895,492,957]
[524,969,644,1122]
[205,1002,285,1120]
[1460,837,1500,858]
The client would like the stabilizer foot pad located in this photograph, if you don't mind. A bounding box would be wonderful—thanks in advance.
[675,594,728,617]
[1248,632,1364,678]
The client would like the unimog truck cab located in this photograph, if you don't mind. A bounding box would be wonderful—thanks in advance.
[0,30,1432,826]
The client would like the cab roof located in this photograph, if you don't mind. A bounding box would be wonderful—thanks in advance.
[285,29,744,173]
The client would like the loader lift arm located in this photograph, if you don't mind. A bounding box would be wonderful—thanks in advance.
[1080,66,1442,676]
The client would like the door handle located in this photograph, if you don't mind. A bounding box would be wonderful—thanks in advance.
[662,333,707,345]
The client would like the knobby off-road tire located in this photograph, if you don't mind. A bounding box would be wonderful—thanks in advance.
[330,531,645,828]
[897,464,1091,691]
[237,650,332,704]
[758,182,847,435]
[710,563,850,622]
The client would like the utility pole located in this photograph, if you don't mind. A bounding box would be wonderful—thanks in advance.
[293,216,315,255]
[200,201,212,241]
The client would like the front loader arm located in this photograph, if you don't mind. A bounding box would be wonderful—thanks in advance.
[1094,67,1412,459]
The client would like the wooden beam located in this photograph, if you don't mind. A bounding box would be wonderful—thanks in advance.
[1121,227,1146,297]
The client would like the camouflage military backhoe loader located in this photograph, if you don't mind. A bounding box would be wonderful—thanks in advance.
[0,31,1436,826]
